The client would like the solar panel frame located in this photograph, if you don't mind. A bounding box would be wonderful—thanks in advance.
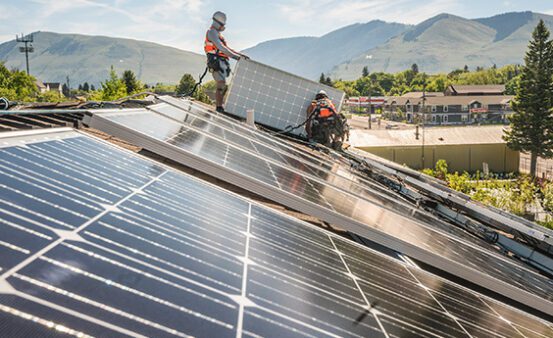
[88,110,553,316]
[225,59,345,137]
[1,127,552,337]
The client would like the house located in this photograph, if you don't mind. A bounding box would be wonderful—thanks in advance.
[444,84,505,96]
[36,80,63,96]
[382,84,513,125]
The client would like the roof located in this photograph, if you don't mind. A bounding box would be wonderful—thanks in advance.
[349,125,508,147]
[386,95,514,106]
[447,84,505,94]
[401,92,444,98]
[44,82,62,88]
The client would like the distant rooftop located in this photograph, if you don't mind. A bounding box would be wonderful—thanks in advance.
[350,125,507,147]
[446,84,505,95]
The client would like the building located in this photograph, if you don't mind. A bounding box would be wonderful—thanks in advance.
[382,85,514,125]
[36,80,63,96]
[349,125,519,172]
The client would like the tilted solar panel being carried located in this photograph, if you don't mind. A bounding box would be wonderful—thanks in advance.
[0,128,552,337]
[88,104,553,316]
[225,59,345,136]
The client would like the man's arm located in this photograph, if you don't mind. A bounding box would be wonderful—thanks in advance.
[207,29,241,60]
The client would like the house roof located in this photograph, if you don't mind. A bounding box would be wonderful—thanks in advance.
[44,82,62,88]
[401,92,444,98]
[386,95,514,106]
[447,84,505,94]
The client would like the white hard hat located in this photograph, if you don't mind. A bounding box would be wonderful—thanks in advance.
[213,11,227,25]
[318,90,328,96]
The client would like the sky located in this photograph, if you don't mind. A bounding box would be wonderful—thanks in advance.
[2,0,553,53]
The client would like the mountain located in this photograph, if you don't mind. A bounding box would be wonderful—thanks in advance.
[0,31,206,86]
[329,12,553,80]
[243,21,410,79]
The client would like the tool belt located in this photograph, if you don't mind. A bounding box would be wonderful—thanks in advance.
[207,54,230,76]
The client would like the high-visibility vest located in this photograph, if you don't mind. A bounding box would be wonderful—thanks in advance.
[313,98,336,118]
[204,29,229,59]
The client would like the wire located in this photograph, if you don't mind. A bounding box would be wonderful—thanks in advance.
[0,97,9,110]
[178,66,209,98]
[268,109,318,136]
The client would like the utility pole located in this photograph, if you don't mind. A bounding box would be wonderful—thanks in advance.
[368,77,373,129]
[421,75,427,170]
[16,33,34,75]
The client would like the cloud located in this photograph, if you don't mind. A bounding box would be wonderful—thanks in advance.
[277,0,460,26]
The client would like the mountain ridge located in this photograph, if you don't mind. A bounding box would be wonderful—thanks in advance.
[0,31,206,86]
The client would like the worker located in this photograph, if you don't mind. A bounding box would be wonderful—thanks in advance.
[205,11,249,113]
[306,90,348,149]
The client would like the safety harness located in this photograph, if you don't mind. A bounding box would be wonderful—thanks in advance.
[204,29,231,76]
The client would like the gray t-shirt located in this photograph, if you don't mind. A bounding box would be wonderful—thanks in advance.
[207,27,240,60]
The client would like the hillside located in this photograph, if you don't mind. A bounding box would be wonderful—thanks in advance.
[0,31,206,86]
[243,21,410,79]
[330,12,553,80]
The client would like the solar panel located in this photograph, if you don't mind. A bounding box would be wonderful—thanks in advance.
[225,59,345,136]
[0,128,551,337]
[89,105,553,316]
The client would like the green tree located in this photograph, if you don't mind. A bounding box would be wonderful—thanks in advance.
[362,66,369,78]
[83,82,90,92]
[176,74,196,96]
[503,20,553,178]
[99,66,127,101]
[122,70,141,94]
[319,73,326,84]
[411,63,419,74]
[90,84,96,91]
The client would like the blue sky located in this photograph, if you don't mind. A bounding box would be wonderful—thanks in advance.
[2,0,553,53]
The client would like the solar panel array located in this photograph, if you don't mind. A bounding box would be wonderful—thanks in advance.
[225,59,345,136]
[1,129,552,337]
[88,99,553,316]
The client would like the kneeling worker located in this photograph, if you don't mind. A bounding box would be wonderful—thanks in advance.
[205,11,249,113]
[306,90,348,149]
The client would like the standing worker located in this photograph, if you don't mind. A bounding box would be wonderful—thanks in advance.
[205,11,249,113]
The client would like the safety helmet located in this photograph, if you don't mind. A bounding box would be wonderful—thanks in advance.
[316,90,328,99]
[213,11,227,26]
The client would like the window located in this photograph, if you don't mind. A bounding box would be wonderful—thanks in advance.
[443,115,449,123]
[462,105,468,111]
[461,114,468,122]
[432,115,437,123]
[443,105,449,112]
[431,105,437,112]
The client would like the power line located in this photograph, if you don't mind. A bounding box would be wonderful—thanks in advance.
[16,33,34,75]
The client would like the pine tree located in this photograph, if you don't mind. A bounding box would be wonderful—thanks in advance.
[90,84,96,91]
[122,70,140,94]
[100,66,127,101]
[325,76,333,87]
[411,63,419,74]
[463,65,469,72]
[78,84,83,91]
[503,20,553,177]
[319,73,326,84]
[362,66,369,78]
[83,82,90,92]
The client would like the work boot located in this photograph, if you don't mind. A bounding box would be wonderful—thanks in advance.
[216,106,226,113]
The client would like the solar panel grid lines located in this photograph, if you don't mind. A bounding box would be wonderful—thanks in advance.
[0,129,552,337]
[119,101,552,287]
[88,108,553,316]
[147,100,496,250]
[225,59,345,136]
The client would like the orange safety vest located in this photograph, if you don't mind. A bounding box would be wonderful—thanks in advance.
[313,98,336,119]
[204,29,229,59]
